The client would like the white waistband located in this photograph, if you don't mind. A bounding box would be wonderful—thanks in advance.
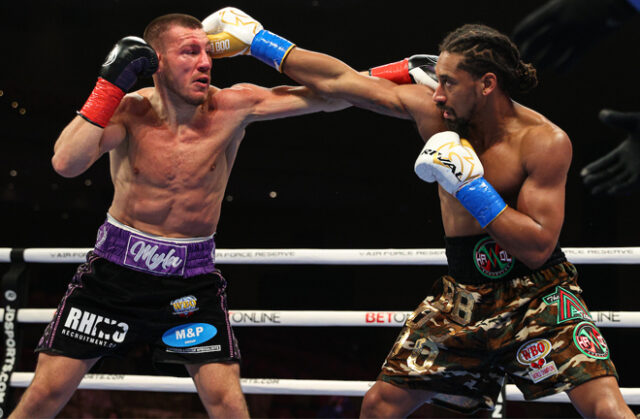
[106,213,214,243]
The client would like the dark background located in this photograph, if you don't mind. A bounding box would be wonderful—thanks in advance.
[1,0,639,417]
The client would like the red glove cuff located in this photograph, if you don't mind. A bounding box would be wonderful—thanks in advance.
[369,59,411,84]
[78,77,126,128]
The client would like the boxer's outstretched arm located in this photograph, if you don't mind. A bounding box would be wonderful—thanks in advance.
[235,83,350,123]
[203,6,419,120]
[282,47,414,120]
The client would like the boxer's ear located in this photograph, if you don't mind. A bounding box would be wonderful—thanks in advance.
[479,72,497,96]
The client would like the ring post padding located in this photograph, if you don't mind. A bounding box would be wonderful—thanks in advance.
[1,251,27,418]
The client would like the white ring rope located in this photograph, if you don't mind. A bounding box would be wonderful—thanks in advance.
[1,309,638,328]
[2,247,640,264]
[7,372,640,404]
[3,248,640,407]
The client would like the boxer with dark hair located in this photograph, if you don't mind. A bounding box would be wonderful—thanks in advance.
[10,12,347,419]
[205,9,634,418]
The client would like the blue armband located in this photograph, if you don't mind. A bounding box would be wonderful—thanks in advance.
[627,0,640,12]
[250,30,295,72]
[456,177,507,228]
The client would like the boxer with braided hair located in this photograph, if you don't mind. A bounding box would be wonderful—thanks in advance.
[439,24,538,96]
[206,11,633,417]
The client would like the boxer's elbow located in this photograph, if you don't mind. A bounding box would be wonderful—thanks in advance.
[51,153,83,178]
[521,242,556,270]
[522,254,550,270]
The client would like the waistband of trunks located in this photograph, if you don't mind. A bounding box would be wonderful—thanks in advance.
[92,215,216,278]
[445,234,566,285]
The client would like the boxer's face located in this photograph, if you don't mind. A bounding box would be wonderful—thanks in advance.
[432,52,483,135]
[155,25,213,105]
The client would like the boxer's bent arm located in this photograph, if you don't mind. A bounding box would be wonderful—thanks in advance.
[238,84,351,123]
[52,115,126,178]
[485,130,571,269]
[282,47,413,120]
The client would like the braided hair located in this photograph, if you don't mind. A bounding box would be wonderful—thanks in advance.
[439,24,538,95]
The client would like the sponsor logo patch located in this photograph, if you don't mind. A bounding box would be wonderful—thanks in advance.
[124,235,187,276]
[516,338,558,383]
[171,295,199,317]
[62,307,129,348]
[543,286,592,324]
[573,321,609,359]
[162,323,217,348]
[528,361,558,383]
[473,237,514,278]
[166,344,222,354]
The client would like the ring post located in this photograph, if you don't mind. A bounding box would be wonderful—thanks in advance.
[0,249,27,418]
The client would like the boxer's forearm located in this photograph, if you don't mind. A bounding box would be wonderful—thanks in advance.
[52,116,107,177]
[282,48,359,94]
[283,48,412,119]
[485,207,562,270]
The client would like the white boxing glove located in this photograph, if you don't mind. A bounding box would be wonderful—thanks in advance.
[414,131,484,195]
[202,7,263,58]
[415,131,507,228]
[202,7,295,72]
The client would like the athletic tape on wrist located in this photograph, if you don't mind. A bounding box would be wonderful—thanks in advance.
[456,177,507,228]
[78,77,125,128]
[250,30,295,72]
[626,0,640,11]
[370,59,412,84]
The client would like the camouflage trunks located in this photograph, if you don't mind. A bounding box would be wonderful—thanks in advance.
[379,235,617,414]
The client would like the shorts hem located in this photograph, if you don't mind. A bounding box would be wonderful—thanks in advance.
[378,374,489,413]
[155,356,241,365]
[35,347,105,360]
[523,372,619,401]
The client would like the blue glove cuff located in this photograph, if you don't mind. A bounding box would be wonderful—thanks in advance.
[626,0,640,12]
[456,177,507,228]
[250,30,295,72]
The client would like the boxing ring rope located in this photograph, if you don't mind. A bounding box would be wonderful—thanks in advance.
[8,373,640,404]
[2,246,640,264]
[2,246,640,408]
[1,309,639,328]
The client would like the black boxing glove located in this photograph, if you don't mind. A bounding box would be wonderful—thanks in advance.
[581,110,640,195]
[369,54,438,89]
[78,36,158,128]
[512,0,638,72]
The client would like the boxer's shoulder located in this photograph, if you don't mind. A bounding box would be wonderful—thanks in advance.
[211,83,268,109]
[510,105,571,154]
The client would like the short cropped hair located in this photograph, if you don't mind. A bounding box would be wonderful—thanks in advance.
[143,13,203,52]
[439,24,538,95]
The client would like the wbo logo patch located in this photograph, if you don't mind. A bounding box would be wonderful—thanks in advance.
[573,321,609,359]
[516,338,558,383]
[171,295,199,317]
[473,237,514,279]
[162,323,217,348]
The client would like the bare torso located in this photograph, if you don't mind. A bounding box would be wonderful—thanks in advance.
[412,99,563,237]
[108,86,248,237]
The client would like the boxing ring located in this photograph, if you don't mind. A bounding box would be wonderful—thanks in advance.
[2,246,640,416]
